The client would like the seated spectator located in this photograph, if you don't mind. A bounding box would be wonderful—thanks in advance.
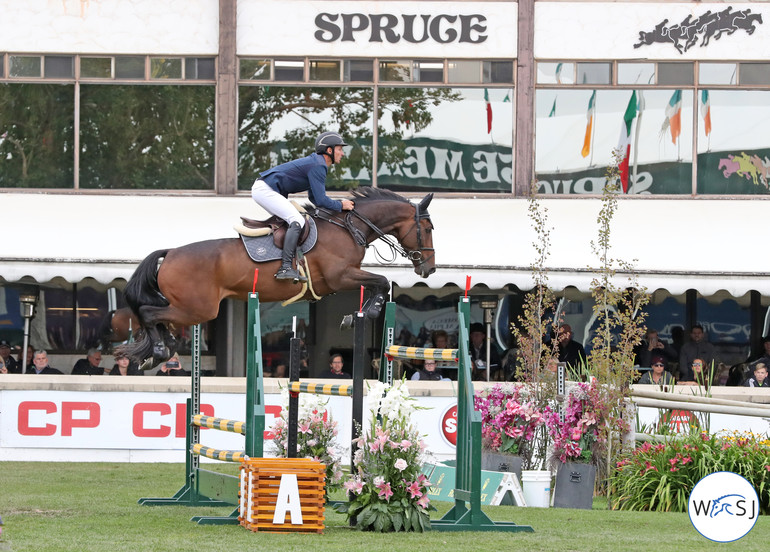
[411,359,449,381]
[679,358,715,389]
[636,329,677,368]
[26,350,63,374]
[679,325,716,382]
[743,362,769,388]
[110,352,142,376]
[425,330,458,380]
[0,340,20,373]
[557,324,586,372]
[469,322,502,381]
[71,348,105,375]
[18,345,34,373]
[156,355,190,376]
[318,354,350,378]
[637,355,674,386]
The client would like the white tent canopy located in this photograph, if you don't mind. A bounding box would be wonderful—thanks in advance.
[2,193,767,298]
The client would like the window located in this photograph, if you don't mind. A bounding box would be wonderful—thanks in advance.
[309,60,341,81]
[343,60,373,82]
[44,56,74,78]
[81,57,112,79]
[576,63,611,85]
[414,61,443,83]
[9,55,41,78]
[274,59,303,81]
[699,63,736,85]
[618,63,655,85]
[115,56,145,79]
[658,62,694,86]
[185,57,215,80]
[739,63,770,86]
[240,59,271,80]
[150,57,183,79]
[537,62,575,85]
[379,60,411,82]
[448,60,481,84]
[483,61,513,84]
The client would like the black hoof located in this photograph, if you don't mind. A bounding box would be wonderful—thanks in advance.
[152,342,169,361]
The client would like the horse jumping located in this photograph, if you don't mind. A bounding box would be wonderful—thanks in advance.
[117,188,436,367]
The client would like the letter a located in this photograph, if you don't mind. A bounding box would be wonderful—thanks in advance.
[272,473,303,525]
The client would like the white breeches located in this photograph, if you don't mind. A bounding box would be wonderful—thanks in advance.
[251,180,305,227]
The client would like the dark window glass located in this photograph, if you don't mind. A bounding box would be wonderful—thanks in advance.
[186,57,215,80]
[658,62,694,85]
[0,83,74,188]
[0,56,4,78]
[414,61,443,83]
[484,61,513,84]
[9,55,41,78]
[79,85,215,189]
[115,56,145,79]
[344,60,373,82]
[44,56,74,78]
[739,63,770,85]
[274,60,303,81]
[81,57,112,79]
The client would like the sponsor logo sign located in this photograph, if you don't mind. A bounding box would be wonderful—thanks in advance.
[688,471,759,542]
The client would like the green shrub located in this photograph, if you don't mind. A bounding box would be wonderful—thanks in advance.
[611,431,770,513]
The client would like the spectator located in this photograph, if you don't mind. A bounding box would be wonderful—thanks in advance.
[743,362,770,388]
[557,324,586,371]
[426,330,457,379]
[18,345,34,373]
[636,329,677,368]
[0,340,20,373]
[468,322,502,381]
[637,355,674,386]
[679,325,716,382]
[411,359,449,381]
[679,358,714,389]
[319,353,350,378]
[71,348,105,375]
[110,352,142,376]
[26,350,63,374]
[156,355,190,376]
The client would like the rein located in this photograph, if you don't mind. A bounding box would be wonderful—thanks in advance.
[314,201,434,266]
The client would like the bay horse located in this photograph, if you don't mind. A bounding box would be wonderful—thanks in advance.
[116,188,435,367]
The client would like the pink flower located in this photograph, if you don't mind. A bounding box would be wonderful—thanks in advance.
[764,465,770,472]
[343,478,364,495]
[400,439,412,450]
[417,494,430,509]
[376,481,393,501]
[394,458,408,471]
[406,480,423,498]
[298,421,311,434]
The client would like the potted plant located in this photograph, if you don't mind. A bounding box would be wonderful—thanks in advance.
[474,383,545,479]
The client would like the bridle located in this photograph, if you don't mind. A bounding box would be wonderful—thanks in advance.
[315,202,434,267]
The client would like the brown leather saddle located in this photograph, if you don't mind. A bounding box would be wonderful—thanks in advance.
[239,214,313,249]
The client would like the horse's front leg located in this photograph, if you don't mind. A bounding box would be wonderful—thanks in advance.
[337,268,390,319]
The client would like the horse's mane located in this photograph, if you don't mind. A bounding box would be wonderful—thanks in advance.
[349,187,410,204]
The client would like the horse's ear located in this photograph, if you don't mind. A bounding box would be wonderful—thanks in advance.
[418,193,434,211]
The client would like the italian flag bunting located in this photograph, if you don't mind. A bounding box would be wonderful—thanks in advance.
[581,90,596,158]
[661,89,682,145]
[616,91,638,193]
[700,90,712,137]
[484,88,492,134]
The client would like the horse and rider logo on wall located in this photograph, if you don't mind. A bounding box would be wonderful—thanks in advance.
[634,7,763,54]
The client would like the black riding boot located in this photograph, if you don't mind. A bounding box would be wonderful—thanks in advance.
[275,222,307,282]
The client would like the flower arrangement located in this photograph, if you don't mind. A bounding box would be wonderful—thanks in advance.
[269,388,344,496]
[335,380,434,532]
[545,378,625,466]
[474,383,544,460]
[612,431,770,513]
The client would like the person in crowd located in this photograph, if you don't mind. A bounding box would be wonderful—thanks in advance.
[26,350,63,374]
[0,340,20,373]
[319,353,350,378]
[110,352,142,376]
[71,348,105,375]
[678,358,714,389]
[411,359,449,381]
[468,322,502,381]
[557,324,586,371]
[679,325,716,382]
[0,356,7,374]
[155,354,190,376]
[636,328,677,368]
[638,355,675,386]
[18,345,34,373]
[743,362,769,388]
[251,131,355,281]
[425,329,458,379]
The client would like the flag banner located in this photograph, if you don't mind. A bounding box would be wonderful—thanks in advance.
[616,91,638,193]
[484,88,492,134]
[549,98,557,118]
[661,90,682,145]
[700,90,712,137]
[581,91,596,158]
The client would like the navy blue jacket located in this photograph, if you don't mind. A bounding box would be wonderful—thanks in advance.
[259,153,342,211]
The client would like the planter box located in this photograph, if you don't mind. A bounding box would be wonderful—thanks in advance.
[553,462,596,510]
[481,452,523,482]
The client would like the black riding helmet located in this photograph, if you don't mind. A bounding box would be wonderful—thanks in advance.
[315,131,347,164]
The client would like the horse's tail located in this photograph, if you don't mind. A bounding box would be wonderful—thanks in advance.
[116,249,169,362]
[96,310,116,352]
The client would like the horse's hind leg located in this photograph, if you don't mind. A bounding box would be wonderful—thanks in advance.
[137,305,175,362]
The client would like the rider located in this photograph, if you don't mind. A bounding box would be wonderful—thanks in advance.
[251,131,355,282]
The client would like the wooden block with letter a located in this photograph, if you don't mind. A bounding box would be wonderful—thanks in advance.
[239,458,326,533]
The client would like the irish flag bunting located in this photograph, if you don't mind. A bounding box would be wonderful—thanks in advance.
[581,90,596,158]
[661,90,682,145]
[484,88,492,134]
[616,91,637,193]
[700,90,712,136]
